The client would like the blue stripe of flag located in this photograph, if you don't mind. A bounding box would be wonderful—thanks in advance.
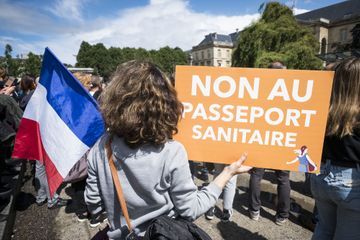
[38,48,105,147]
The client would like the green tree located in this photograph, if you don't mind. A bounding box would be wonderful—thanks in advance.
[152,46,187,74]
[232,2,322,70]
[76,41,113,79]
[121,47,137,62]
[24,52,42,77]
[135,47,151,61]
[4,44,12,59]
[76,42,188,77]
[76,41,92,67]
[4,44,15,75]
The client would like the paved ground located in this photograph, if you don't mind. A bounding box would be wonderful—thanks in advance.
[11,165,314,240]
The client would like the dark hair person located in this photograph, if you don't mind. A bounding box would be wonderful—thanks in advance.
[85,61,251,239]
[310,57,360,240]
[19,75,36,110]
[89,75,102,101]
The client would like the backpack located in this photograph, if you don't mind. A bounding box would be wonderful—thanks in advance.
[144,215,212,240]
[63,152,88,183]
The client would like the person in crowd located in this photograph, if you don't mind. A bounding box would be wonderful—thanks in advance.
[85,60,251,239]
[19,75,36,110]
[0,67,7,83]
[300,61,340,231]
[205,163,237,222]
[310,57,360,240]
[18,75,70,209]
[248,61,291,226]
[34,162,69,209]
[0,74,18,101]
[73,72,92,91]
[0,93,23,198]
[71,72,106,227]
[89,75,102,101]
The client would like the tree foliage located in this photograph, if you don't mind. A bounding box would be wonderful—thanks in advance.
[76,41,188,78]
[232,2,322,70]
[24,52,42,77]
[0,44,42,77]
[3,44,17,76]
[4,44,12,59]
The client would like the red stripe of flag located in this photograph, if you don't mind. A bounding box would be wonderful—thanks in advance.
[12,118,63,195]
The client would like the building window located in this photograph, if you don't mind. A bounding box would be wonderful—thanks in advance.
[227,49,230,58]
[207,49,211,59]
[321,38,327,54]
[195,52,198,60]
[226,61,230,66]
[201,51,204,60]
[217,60,222,67]
[340,28,347,41]
[207,61,211,66]
[217,49,221,58]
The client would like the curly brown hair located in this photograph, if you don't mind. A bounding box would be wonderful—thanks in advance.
[101,61,183,148]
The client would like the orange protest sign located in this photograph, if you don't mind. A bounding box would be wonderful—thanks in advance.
[174,66,334,173]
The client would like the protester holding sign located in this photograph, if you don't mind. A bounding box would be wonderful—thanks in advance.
[310,57,360,240]
[248,62,291,226]
[85,61,251,239]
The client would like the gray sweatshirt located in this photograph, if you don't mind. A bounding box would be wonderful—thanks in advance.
[85,134,222,239]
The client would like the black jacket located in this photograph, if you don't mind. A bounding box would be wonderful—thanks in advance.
[0,94,23,142]
[322,129,360,164]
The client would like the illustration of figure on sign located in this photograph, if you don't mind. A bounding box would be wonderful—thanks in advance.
[286,145,317,172]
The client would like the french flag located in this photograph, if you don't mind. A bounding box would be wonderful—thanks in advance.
[12,48,105,196]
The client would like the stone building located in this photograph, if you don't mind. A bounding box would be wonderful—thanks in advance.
[191,31,240,67]
[295,0,360,61]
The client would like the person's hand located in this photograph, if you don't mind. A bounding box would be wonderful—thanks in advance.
[0,86,15,95]
[212,153,252,189]
[0,87,7,94]
[227,153,252,175]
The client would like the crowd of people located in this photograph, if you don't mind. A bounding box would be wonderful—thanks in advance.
[0,56,359,240]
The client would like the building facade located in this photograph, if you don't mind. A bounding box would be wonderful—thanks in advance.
[296,0,360,60]
[191,31,240,67]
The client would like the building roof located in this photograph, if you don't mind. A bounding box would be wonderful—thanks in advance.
[68,67,94,73]
[229,31,241,44]
[296,0,360,23]
[193,31,240,50]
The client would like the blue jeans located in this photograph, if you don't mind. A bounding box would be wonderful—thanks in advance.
[310,160,360,240]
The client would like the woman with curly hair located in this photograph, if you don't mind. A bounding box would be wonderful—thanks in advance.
[85,61,250,239]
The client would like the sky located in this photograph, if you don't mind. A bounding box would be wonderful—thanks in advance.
[0,0,346,64]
